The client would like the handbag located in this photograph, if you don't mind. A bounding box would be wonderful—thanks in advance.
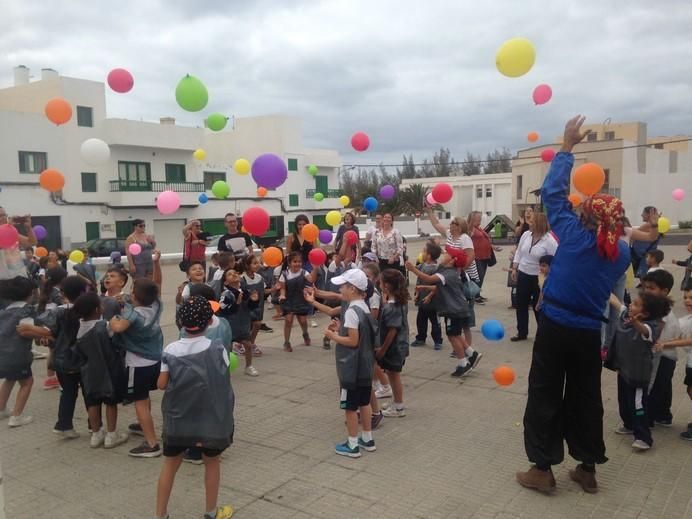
[462,272,481,300]
[178,237,191,272]
[487,248,497,267]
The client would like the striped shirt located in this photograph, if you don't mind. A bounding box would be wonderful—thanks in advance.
[446,231,480,282]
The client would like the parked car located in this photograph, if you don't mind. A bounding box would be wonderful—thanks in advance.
[85,238,127,258]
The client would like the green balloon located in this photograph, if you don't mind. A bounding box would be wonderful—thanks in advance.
[207,113,227,131]
[212,180,230,199]
[228,351,239,372]
[175,74,209,112]
[314,192,324,201]
[308,165,318,175]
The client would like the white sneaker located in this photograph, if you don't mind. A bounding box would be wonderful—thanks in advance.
[382,406,406,418]
[632,439,651,451]
[311,320,318,328]
[0,409,9,420]
[375,385,392,399]
[244,366,259,377]
[104,431,129,449]
[53,428,80,439]
[8,414,33,428]
[90,428,106,448]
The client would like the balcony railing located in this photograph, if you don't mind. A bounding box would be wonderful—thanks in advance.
[305,189,342,198]
[110,180,205,192]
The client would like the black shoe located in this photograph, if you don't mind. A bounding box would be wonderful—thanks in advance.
[510,335,527,342]
[259,323,273,333]
[474,296,486,305]
[451,364,473,378]
[468,351,483,370]
[127,422,144,436]
[128,441,162,458]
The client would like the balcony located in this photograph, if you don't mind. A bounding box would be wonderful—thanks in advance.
[305,189,342,198]
[110,180,205,192]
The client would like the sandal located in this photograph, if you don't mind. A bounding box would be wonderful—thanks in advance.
[283,342,293,352]
[302,333,311,346]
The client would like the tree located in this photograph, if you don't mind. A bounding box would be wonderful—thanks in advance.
[461,152,482,176]
[396,155,417,180]
[483,148,512,174]
[433,147,455,177]
[397,183,428,215]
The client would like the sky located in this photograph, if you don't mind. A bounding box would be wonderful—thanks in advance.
[2,0,692,168]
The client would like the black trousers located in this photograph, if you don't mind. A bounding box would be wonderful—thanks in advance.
[415,306,442,344]
[476,259,489,288]
[617,374,653,446]
[55,371,82,431]
[515,271,540,338]
[378,259,404,276]
[648,356,676,424]
[523,315,607,468]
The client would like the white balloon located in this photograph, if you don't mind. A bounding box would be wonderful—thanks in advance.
[80,138,111,165]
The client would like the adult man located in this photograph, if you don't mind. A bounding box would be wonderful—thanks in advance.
[217,213,253,260]
[0,207,36,281]
[516,116,630,494]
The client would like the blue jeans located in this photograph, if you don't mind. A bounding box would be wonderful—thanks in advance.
[601,272,626,348]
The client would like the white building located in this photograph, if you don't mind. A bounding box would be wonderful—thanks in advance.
[0,66,342,253]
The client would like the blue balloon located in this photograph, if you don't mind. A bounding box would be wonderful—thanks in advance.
[363,196,378,212]
[480,320,505,341]
[198,193,208,204]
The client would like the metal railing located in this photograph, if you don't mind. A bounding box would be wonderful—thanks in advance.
[304,189,342,198]
[109,180,205,192]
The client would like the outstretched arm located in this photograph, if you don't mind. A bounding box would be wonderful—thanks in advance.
[425,206,447,235]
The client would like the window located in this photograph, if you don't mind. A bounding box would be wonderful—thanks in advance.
[604,131,615,141]
[81,172,97,192]
[289,194,299,207]
[287,158,298,171]
[603,169,610,191]
[18,151,47,173]
[165,163,186,183]
[516,175,523,200]
[203,171,226,190]
[315,175,328,194]
[485,186,493,198]
[587,132,598,142]
[476,186,483,198]
[654,143,664,150]
[118,161,151,190]
[312,215,330,230]
[115,220,133,239]
[77,106,93,127]
[85,222,100,241]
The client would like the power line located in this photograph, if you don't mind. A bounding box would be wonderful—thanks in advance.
[341,137,692,169]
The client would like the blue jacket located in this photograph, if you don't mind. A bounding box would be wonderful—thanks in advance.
[541,152,630,330]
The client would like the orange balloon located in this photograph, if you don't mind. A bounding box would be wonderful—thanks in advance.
[35,246,48,258]
[527,131,539,143]
[573,163,605,196]
[301,223,319,243]
[568,193,582,208]
[257,187,268,197]
[493,365,516,386]
[39,168,65,192]
[209,300,220,313]
[44,98,72,125]
[262,246,283,267]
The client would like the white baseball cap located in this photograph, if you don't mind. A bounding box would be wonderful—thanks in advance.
[331,268,368,292]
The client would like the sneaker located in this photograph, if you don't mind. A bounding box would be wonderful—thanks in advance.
[183,449,204,465]
[232,343,246,355]
[358,438,377,452]
[104,431,129,449]
[451,364,473,378]
[411,340,426,347]
[311,320,318,328]
[449,350,458,358]
[474,295,486,305]
[8,415,33,428]
[467,351,483,371]
[302,333,311,346]
[204,505,234,519]
[128,422,144,436]
[654,419,673,428]
[53,428,79,439]
[244,365,259,377]
[375,385,392,399]
[382,406,406,418]
[680,429,692,441]
[32,348,48,359]
[251,345,263,357]
[371,411,384,430]
[632,439,651,451]
[259,323,273,333]
[90,429,106,448]
[283,342,293,352]
[128,441,162,458]
[322,337,331,350]
[43,376,60,390]
[433,343,443,351]
[335,441,361,458]
[614,425,633,435]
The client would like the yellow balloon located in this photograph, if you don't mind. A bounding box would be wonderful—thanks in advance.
[193,148,206,160]
[69,250,84,263]
[234,158,250,175]
[325,210,341,227]
[339,195,350,207]
[417,253,424,264]
[657,216,671,234]
[496,37,536,78]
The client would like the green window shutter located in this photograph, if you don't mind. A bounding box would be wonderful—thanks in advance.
[18,151,47,173]
[115,221,133,239]
[289,194,299,207]
[315,175,328,193]
[199,219,226,236]
[313,215,330,230]
[85,222,100,241]
[165,163,186,183]
[81,172,97,192]
[118,161,151,190]
[287,158,298,171]
[77,106,93,127]
[288,222,296,235]
[203,171,226,190]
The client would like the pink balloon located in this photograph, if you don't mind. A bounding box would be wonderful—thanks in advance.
[541,148,556,162]
[0,224,19,249]
[426,193,438,205]
[672,188,685,201]
[532,84,552,105]
[107,68,134,93]
[351,131,370,152]
[128,243,142,256]
[156,190,181,215]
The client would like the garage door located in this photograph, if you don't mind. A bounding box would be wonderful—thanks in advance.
[153,219,186,254]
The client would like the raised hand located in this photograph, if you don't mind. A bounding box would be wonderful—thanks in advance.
[561,115,592,152]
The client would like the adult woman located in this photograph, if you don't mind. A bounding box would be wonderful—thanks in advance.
[181,220,208,273]
[125,219,157,279]
[372,213,404,274]
[515,207,534,242]
[334,212,361,262]
[468,211,494,303]
[510,212,558,342]
[285,214,314,272]
[508,207,535,309]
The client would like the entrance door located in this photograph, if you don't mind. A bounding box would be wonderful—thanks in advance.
[85,222,100,241]
[153,219,187,254]
[31,215,61,251]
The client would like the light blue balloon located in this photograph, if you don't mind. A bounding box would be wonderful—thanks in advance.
[363,196,378,212]
[198,193,208,204]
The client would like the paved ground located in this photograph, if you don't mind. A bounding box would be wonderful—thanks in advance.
[2,243,691,519]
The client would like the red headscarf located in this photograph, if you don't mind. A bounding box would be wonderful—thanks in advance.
[445,245,468,269]
[581,194,624,261]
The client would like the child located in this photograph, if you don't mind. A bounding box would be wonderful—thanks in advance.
[646,250,664,273]
[324,269,377,458]
[535,255,553,312]
[207,252,220,282]
[608,291,672,450]
[219,268,260,376]
[672,240,692,292]
[176,261,207,305]
[101,265,130,320]
[377,269,410,418]
[155,296,235,519]
[0,277,53,427]
[405,248,481,378]
[73,293,129,449]
[411,242,442,350]
[242,255,265,357]
[208,252,234,300]
[278,251,316,352]
[38,266,68,389]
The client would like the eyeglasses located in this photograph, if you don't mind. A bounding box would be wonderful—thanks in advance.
[137,224,146,228]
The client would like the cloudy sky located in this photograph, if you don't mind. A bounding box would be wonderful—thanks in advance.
[2,1,691,167]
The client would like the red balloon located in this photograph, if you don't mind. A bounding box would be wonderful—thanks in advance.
[0,224,19,249]
[541,148,556,162]
[242,207,270,236]
[107,68,134,93]
[344,230,358,245]
[351,131,370,152]
[308,248,327,267]
[432,183,453,204]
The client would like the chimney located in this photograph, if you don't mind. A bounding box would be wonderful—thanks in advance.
[41,68,59,81]
[160,117,176,125]
[13,65,29,86]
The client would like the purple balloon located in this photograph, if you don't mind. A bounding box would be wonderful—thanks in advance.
[318,229,333,245]
[33,225,47,240]
[379,184,396,200]
[251,153,288,190]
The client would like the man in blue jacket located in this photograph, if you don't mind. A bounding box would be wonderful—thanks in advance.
[516,116,630,494]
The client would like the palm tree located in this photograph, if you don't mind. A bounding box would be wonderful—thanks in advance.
[397,183,428,215]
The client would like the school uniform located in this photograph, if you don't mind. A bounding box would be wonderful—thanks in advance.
[280,269,312,316]
[76,320,126,407]
[180,315,232,351]
[648,311,681,426]
[378,301,409,373]
[415,262,442,345]
[219,286,258,342]
[433,266,470,337]
[0,302,36,381]
[242,272,265,322]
